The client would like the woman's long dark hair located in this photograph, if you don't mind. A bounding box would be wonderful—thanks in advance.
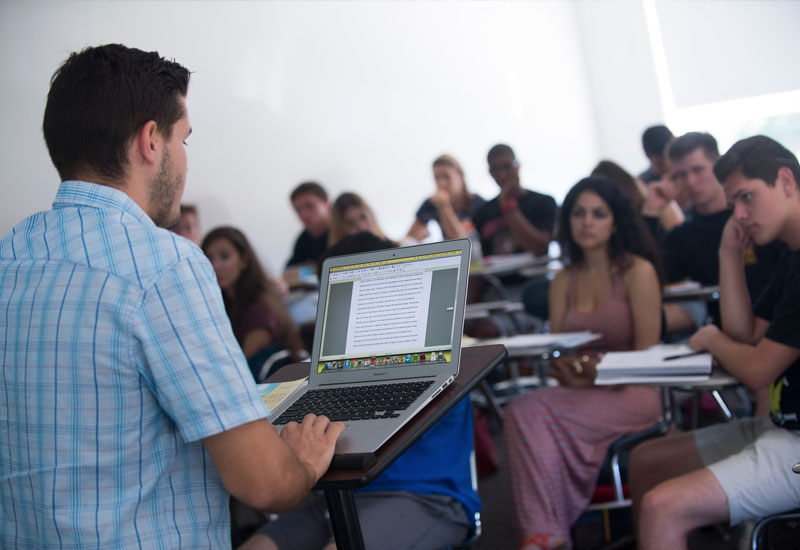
[201,226,304,357]
[558,176,664,285]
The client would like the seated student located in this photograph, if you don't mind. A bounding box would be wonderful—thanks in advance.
[328,191,391,247]
[503,176,663,550]
[286,181,332,268]
[629,136,800,550]
[473,143,557,257]
[591,159,684,239]
[638,124,674,184]
[172,203,202,244]
[469,144,557,336]
[239,232,481,550]
[202,226,306,372]
[655,132,783,335]
[405,154,485,243]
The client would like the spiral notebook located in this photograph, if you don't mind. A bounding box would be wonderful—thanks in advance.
[595,344,713,385]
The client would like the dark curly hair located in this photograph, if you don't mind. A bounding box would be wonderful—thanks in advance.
[558,176,664,285]
[714,135,800,188]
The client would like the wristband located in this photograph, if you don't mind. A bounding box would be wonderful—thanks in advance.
[500,198,519,214]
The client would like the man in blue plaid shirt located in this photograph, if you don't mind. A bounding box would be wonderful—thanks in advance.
[0,44,343,549]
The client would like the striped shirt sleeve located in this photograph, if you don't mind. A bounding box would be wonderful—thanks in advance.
[133,256,267,442]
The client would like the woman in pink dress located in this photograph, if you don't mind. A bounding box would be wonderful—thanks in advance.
[504,176,664,550]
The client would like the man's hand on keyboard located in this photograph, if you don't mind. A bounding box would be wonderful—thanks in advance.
[280,414,346,483]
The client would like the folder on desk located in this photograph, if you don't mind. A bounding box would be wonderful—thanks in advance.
[464,331,600,350]
[595,344,712,385]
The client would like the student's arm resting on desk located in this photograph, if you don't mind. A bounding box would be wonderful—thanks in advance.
[202,415,344,512]
[689,325,799,390]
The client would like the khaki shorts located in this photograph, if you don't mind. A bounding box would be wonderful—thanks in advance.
[695,416,800,524]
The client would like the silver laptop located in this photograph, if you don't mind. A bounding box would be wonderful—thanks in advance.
[269,239,471,463]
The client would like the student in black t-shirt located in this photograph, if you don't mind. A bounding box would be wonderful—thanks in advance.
[468,144,557,336]
[658,132,783,333]
[285,181,331,269]
[405,154,485,244]
[473,144,556,257]
[629,136,800,549]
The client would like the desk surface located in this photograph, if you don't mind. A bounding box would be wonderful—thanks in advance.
[465,331,600,359]
[266,344,507,490]
[472,253,554,277]
[595,369,738,388]
[464,300,524,320]
[663,284,720,303]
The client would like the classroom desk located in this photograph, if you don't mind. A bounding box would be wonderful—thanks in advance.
[467,331,600,360]
[659,370,740,427]
[597,369,740,428]
[663,284,720,303]
[265,344,507,550]
[464,333,600,418]
[464,299,524,320]
[471,252,552,277]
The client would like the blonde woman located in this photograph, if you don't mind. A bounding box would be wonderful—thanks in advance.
[406,154,485,243]
[328,192,389,247]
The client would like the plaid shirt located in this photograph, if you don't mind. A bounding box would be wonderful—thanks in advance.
[0,181,266,549]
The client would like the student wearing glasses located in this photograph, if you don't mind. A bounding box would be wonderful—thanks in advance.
[468,144,558,337]
[472,143,557,257]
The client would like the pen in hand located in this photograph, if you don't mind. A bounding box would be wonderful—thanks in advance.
[663,350,709,361]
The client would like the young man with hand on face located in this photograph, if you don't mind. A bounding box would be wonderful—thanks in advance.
[629,136,800,550]
[0,44,342,549]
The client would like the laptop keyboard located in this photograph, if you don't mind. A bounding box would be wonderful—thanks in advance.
[273,380,435,425]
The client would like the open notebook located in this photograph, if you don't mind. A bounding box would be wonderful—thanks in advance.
[595,344,713,385]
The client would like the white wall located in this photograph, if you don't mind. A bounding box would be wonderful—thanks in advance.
[654,0,800,109]
[575,0,665,172]
[1,1,611,271]
[7,1,795,273]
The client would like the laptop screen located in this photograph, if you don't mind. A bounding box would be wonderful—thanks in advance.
[315,249,464,374]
